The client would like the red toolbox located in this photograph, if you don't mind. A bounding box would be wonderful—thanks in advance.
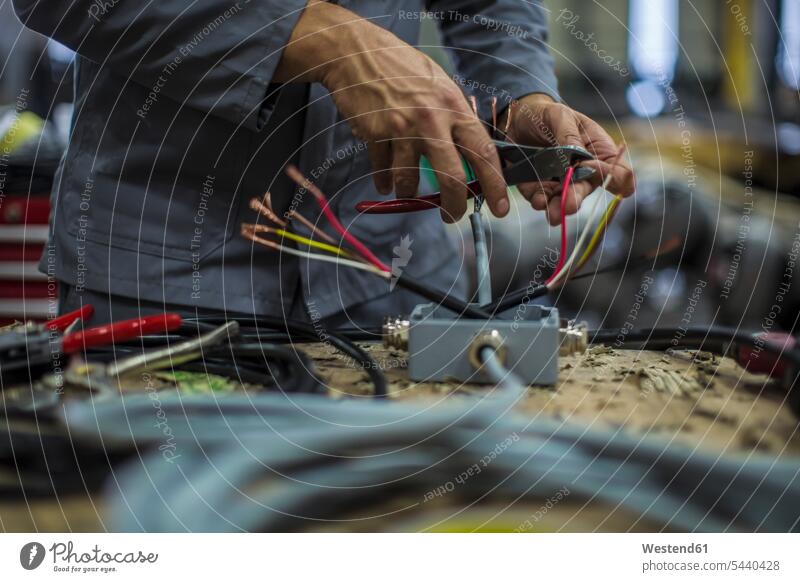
[0,194,54,325]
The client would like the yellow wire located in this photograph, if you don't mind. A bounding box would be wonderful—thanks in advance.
[576,195,621,270]
[272,228,353,259]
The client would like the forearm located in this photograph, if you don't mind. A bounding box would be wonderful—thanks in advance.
[428,0,559,108]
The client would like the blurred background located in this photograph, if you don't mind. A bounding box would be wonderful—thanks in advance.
[426,0,800,333]
[1,0,799,332]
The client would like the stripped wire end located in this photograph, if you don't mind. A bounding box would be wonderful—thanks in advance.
[249,196,286,228]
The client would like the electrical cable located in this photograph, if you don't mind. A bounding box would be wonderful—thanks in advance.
[243,222,488,319]
[251,192,340,246]
[470,212,492,306]
[547,144,626,288]
[485,234,682,314]
[485,145,628,313]
[486,283,548,314]
[479,346,527,403]
[181,316,388,398]
[546,165,575,285]
[286,165,390,273]
[392,272,492,319]
[58,333,800,532]
[179,342,325,394]
[547,173,612,288]
[241,224,388,277]
[574,194,622,272]
[590,326,800,368]
[60,388,800,532]
[261,225,356,259]
[288,209,339,245]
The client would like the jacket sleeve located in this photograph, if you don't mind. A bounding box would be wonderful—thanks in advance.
[11,0,307,131]
[426,0,559,112]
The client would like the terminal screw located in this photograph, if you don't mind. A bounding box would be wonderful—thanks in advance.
[382,316,410,350]
[559,320,588,356]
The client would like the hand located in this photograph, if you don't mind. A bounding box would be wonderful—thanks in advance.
[503,93,635,225]
[273,1,507,223]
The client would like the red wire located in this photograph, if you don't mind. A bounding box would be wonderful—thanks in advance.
[286,166,390,273]
[546,165,576,285]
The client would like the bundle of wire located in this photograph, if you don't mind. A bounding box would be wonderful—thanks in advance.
[241,175,490,319]
[240,144,628,319]
[488,145,628,313]
[61,351,800,533]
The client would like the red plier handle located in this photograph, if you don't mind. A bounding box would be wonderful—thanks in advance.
[61,313,182,354]
[356,143,596,215]
[46,305,95,333]
[356,181,481,215]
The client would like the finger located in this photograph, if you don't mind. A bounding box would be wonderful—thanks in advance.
[524,189,550,211]
[575,113,619,159]
[531,191,549,211]
[368,140,392,195]
[545,180,591,226]
[574,115,636,195]
[551,109,584,148]
[518,183,551,211]
[564,181,593,215]
[518,181,559,198]
[391,139,421,198]
[452,116,508,217]
[580,158,635,197]
[423,135,468,224]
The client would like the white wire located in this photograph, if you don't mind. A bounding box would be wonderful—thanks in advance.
[249,236,390,278]
[546,171,615,288]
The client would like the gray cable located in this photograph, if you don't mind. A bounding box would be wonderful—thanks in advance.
[470,212,492,306]
[62,387,800,532]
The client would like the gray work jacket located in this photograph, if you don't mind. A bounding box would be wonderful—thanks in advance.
[14,0,558,319]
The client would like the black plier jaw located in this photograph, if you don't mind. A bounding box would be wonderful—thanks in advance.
[494,140,596,184]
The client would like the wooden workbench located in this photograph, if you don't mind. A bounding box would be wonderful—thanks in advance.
[2,343,797,532]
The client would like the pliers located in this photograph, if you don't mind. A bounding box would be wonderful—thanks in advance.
[355,141,596,214]
[0,306,183,385]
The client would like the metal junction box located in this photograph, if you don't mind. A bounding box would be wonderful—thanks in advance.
[406,303,560,385]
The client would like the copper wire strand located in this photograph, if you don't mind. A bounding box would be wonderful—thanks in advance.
[504,100,514,140]
[287,210,338,245]
[252,191,341,248]
[241,223,388,277]
[491,96,498,139]
[469,95,478,116]
[249,197,286,228]
[285,165,390,272]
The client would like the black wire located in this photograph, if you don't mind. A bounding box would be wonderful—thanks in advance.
[180,343,324,394]
[392,272,492,319]
[485,245,682,314]
[486,283,548,313]
[591,326,800,367]
[182,316,388,397]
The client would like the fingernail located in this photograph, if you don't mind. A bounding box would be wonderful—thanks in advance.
[496,198,509,216]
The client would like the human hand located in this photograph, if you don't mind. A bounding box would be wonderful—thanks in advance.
[274,1,507,223]
[502,93,635,225]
